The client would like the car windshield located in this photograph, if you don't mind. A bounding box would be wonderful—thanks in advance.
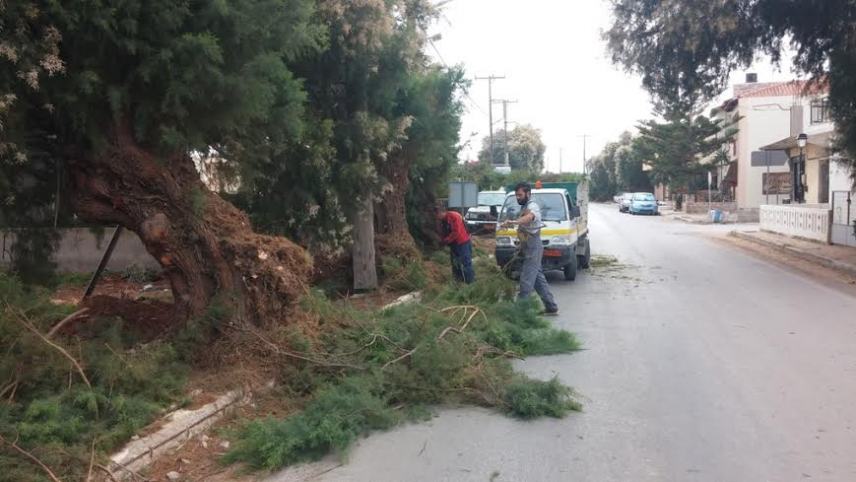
[499,193,567,222]
[622,193,633,200]
[478,192,506,206]
[633,193,655,201]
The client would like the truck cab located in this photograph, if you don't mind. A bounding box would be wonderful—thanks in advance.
[495,182,590,281]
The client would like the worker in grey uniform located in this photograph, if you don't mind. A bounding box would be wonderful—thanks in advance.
[501,182,559,315]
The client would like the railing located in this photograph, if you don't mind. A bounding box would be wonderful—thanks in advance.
[760,204,832,243]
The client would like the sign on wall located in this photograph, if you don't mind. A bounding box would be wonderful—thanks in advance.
[763,172,791,195]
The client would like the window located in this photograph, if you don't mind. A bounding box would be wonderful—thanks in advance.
[498,193,567,222]
[477,192,506,206]
[811,98,831,125]
[632,192,655,201]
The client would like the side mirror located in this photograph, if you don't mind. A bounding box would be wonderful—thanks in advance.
[490,205,498,217]
[571,206,581,218]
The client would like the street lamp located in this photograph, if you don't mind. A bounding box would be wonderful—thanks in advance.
[796,133,808,203]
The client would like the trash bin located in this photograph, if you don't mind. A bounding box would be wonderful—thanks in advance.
[709,209,723,223]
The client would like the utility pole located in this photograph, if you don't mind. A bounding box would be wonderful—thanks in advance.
[559,148,564,173]
[494,98,517,167]
[579,134,592,175]
[475,75,505,164]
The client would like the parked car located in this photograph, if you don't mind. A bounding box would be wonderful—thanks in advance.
[465,190,507,232]
[629,192,659,215]
[613,192,625,204]
[618,192,633,212]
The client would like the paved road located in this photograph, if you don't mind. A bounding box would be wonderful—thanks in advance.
[272,204,856,482]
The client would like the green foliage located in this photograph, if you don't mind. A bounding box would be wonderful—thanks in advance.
[587,132,650,201]
[120,264,159,284]
[504,377,581,419]
[381,256,429,292]
[227,264,581,471]
[225,375,398,469]
[635,111,736,191]
[0,272,187,480]
[478,125,547,172]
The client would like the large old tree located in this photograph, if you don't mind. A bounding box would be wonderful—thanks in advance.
[1,1,321,323]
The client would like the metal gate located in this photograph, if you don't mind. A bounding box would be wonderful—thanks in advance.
[831,191,856,247]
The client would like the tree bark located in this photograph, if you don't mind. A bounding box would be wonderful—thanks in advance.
[352,196,378,290]
[374,151,420,258]
[67,125,312,326]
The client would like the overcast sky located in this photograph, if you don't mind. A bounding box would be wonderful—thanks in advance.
[428,0,796,173]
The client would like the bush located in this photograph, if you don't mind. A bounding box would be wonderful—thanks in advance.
[0,272,187,480]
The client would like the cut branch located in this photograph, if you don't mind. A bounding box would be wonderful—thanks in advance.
[11,307,92,389]
[0,435,64,482]
[47,308,90,338]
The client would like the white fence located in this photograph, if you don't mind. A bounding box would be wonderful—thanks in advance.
[760,204,832,243]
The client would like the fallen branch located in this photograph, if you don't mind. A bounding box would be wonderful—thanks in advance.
[0,435,64,482]
[242,326,365,370]
[11,308,92,389]
[46,308,90,338]
[86,439,96,482]
[94,465,119,482]
[385,306,487,369]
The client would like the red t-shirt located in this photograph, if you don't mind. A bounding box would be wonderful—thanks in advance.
[442,211,470,246]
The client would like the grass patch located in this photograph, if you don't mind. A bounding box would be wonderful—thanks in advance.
[0,272,188,481]
[589,255,620,268]
[226,258,582,471]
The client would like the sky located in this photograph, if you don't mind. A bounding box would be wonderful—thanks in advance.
[428,0,797,173]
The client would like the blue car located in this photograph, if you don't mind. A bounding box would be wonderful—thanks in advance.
[629,192,659,215]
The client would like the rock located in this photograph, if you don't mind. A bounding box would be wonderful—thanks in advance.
[219,440,231,450]
[181,458,191,464]
[201,434,209,449]
[190,389,203,398]
[131,435,140,441]
[166,471,181,481]
[143,283,154,291]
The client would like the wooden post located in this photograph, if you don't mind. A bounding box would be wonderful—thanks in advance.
[83,226,123,300]
[352,197,378,291]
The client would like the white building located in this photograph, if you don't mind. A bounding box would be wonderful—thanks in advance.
[718,77,852,214]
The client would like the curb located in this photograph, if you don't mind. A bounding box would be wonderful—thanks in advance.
[107,381,273,480]
[731,231,856,278]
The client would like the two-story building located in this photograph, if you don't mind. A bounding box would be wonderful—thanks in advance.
[715,76,852,221]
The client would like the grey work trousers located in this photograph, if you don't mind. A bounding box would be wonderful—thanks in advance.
[518,233,558,311]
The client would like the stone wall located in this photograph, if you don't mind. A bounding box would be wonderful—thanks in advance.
[1,228,159,273]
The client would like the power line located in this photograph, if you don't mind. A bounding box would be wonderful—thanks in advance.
[475,75,506,164]
[427,39,488,118]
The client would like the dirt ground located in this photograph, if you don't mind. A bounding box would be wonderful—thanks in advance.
[716,233,856,297]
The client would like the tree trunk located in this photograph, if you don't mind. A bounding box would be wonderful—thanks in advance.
[352,196,378,291]
[374,152,420,258]
[67,126,312,326]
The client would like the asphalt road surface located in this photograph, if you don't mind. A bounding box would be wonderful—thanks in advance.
[271,203,856,482]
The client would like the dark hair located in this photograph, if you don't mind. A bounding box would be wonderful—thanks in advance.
[514,182,531,194]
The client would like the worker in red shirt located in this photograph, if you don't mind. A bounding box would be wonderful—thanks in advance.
[436,205,475,284]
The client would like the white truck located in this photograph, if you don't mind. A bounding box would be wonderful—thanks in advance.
[494,181,590,281]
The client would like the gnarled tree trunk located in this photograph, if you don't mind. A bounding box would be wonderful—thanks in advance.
[68,126,312,326]
[374,150,420,259]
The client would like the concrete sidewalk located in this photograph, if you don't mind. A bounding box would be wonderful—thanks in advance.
[732,230,856,278]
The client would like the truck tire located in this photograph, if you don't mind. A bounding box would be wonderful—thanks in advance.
[578,237,591,269]
[563,252,578,281]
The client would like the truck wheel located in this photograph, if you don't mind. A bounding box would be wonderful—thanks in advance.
[578,238,591,269]
[563,253,578,281]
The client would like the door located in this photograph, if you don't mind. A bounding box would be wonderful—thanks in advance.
[831,191,856,247]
